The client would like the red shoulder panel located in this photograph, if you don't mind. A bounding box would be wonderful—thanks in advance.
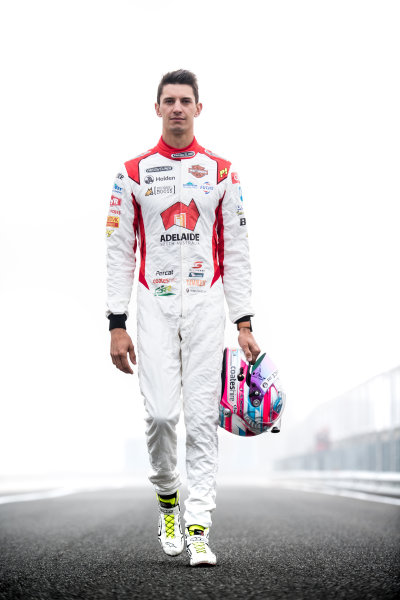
[125,147,157,185]
[203,149,231,184]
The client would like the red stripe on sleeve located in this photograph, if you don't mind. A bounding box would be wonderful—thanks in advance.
[132,194,138,255]
[211,193,225,287]
[132,195,149,289]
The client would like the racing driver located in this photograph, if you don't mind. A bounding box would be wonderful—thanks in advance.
[106,69,260,566]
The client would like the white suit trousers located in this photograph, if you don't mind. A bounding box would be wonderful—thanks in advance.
[136,281,225,528]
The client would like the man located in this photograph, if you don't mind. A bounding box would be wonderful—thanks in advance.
[106,69,260,566]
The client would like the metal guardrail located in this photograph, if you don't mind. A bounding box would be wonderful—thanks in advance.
[276,427,400,472]
[271,470,400,497]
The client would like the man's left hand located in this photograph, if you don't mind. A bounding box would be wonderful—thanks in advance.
[238,329,261,364]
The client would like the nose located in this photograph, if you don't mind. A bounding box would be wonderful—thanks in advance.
[172,100,183,112]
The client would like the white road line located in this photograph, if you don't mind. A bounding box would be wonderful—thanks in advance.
[274,482,400,506]
[0,479,144,505]
[1,482,400,507]
[0,488,84,505]
[0,484,130,505]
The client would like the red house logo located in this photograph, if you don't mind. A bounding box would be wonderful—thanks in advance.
[161,199,200,231]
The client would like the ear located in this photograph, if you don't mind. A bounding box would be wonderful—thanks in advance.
[194,102,203,118]
[155,102,162,117]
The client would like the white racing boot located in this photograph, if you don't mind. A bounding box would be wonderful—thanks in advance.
[157,491,184,556]
[185,525,217,567]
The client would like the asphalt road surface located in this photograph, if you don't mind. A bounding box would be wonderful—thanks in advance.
[0,486,399,599]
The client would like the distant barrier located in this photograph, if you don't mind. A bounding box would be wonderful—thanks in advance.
[270,470,400,497]
[276,427,400,472]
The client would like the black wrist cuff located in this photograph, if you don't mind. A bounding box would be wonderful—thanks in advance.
[108,313,127,331]
[235,316,252,332]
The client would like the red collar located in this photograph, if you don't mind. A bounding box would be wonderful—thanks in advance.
[156,137,203,160]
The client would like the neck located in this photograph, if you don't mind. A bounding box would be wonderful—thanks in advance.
[162,129,195,149]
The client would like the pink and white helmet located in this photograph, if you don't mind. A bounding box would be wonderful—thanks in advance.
[219,348,286,436]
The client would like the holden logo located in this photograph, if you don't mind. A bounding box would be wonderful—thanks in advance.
[188,165,208,178]
[144,175,154,184]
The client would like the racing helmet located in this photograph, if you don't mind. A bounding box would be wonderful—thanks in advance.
[219,348,286,436]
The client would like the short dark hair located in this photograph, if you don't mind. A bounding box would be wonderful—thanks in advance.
[157,69,199,104]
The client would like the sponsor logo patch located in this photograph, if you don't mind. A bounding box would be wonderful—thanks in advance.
[231,172,240,184]
[154,285,175,296]
[236,204,244,216]
[156,185,175,195]
[106,216,120,228]
[240,218,246,226]
[188,260,205,278]
[114,183,122,193]
[186,279,206,287]
[171,151,195,158]
[188,271,204,278]
[228,365,237,405]
[183,182,197,189]
[160,232,200,245]
[160,199,200,231]
[156,175,175,182]
[110,195,121,206]
[189,165,208,178]
[109,209,120,215]
[116,173,124,180]
[186,287,206,293]
[146,166,173,173]
[106,229,114,238]
[219,167,228,178]
[200,181,213,194]
[152,277,175,285]
[144,175,154,184]
[146,185,176,196]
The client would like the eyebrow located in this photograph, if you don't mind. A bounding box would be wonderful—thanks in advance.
[163,96,193,101]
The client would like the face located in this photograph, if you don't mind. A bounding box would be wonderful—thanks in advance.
[155,84,202,136]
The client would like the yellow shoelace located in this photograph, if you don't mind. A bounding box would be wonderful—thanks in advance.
[192,540,206,553]
[164,514,175,538]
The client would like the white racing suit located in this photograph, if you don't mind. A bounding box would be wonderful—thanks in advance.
[106,137,254,527]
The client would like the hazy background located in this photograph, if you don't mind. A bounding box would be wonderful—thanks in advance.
[0,0,399,482]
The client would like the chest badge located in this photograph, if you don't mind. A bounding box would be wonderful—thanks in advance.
[188,165,208,178]
[161,199,200,231]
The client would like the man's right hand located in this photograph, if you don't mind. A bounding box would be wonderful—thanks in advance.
[110,328,137,374]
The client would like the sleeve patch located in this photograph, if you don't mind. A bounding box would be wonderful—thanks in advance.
[107,216,120,228]
[231,172,240,184]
